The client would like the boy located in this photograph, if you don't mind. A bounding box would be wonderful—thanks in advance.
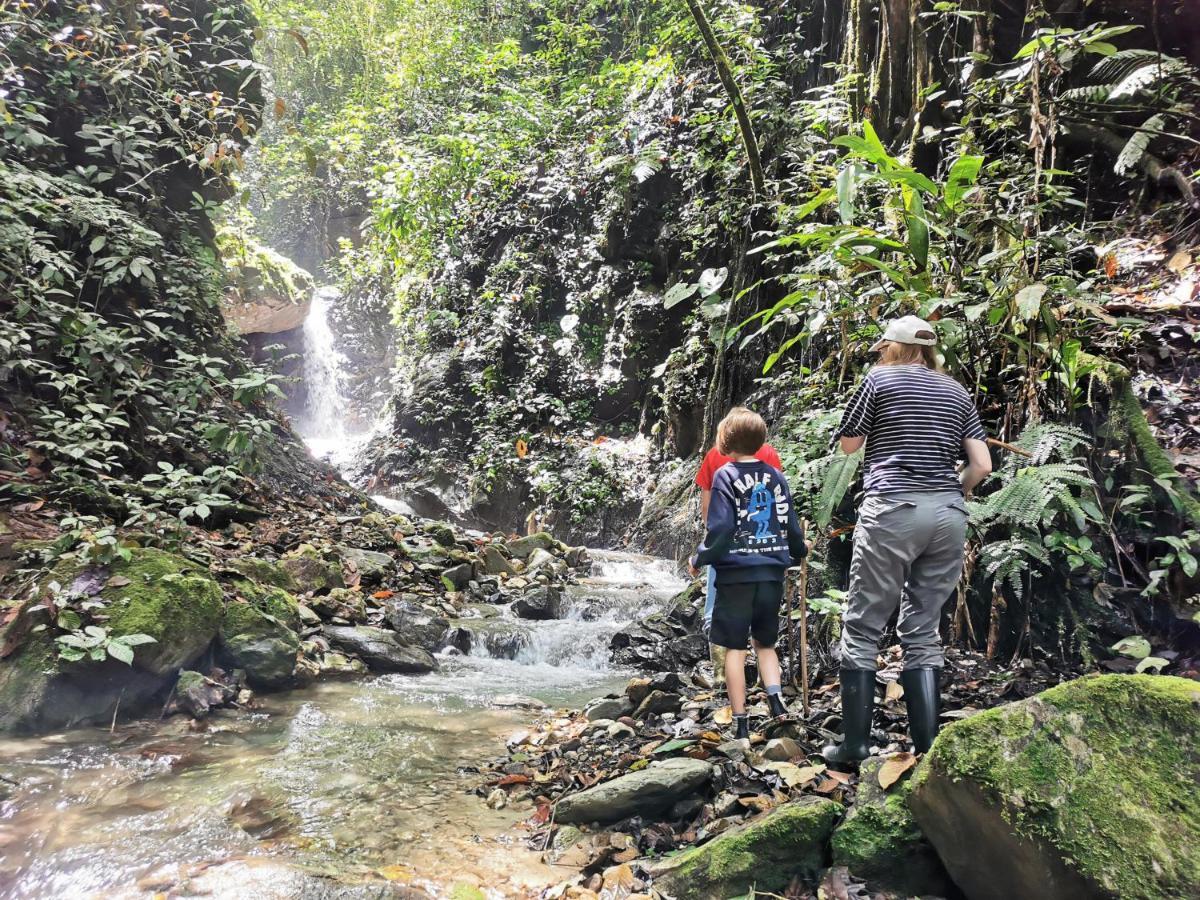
[689,408,807,740]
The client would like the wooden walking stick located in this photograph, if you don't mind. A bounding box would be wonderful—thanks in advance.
[798,549,811,717]
[785,568,797,690]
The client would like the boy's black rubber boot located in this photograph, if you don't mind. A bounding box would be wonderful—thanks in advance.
[821,669,876,765]
[734,716,750,740]
[901,667,941,753]
[766,693,789,719]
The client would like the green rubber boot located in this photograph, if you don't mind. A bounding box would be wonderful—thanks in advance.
[821,669,876,765]
[901,667,941,753]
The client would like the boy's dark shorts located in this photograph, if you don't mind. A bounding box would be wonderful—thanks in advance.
[711,580,783,650]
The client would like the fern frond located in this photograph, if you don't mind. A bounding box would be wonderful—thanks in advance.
[794,449,862,529]
[1089,49,1167,83]
[1060,83,1118,103]
[1110,59,1192,99]
[1115,113,1166,175]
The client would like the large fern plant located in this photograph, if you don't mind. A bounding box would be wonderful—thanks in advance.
[970,422,1103,599]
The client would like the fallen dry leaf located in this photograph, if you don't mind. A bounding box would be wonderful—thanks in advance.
[712,705,733,725]
[877,752,918,790]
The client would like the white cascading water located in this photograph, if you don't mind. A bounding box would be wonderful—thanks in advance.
[299,286,350,458]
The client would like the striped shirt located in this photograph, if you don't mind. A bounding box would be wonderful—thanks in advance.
[836,364,986,494]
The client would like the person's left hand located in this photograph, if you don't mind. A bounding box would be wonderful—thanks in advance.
[687,558,700,578]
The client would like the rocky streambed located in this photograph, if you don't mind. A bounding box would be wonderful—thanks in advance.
[0,503,686,897]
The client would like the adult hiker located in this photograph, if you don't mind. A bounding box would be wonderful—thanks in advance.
[695,426,783,684]
[822,315,992,764]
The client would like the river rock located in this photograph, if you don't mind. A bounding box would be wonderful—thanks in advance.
[219,588,301,688]
[280,545,344,594]
[511,585,562,620]
[479,544,517,576]
[506,532,555,559]
[565,546,589,568]
[336,545,394,585]
[647,798,840,899]
[441,562,474,591]
[762,737,803,762]
[585,696,634,721]
[384,600,450,652]
[0,549,224,732]
[633,690,682,719]
[425,522,458,547]
[225,556,298,591]
[174,670,231,719]
[309,587,367,622]
[831,756,949,896]
[555,758,713,825]
[908,674,1200,900]
[443,626,472,654]
[610,582,706,672]
[524,547,557,573]
[322,626,438,673]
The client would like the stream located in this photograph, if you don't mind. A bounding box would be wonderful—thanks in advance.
[0,551,684,898]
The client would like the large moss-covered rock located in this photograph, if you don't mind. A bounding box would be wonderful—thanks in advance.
[830,757,948,896]
[225,556,298,592]
[649,798,840,900]
[0,549,223,732]
[909,674,1200,900]
[97,548,223,675]
[280,544,344,594]
[220,582,302,687]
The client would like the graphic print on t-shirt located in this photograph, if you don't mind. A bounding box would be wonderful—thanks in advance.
[730,468,790,553]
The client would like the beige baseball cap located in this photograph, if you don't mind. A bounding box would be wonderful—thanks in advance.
[870,315,938,351]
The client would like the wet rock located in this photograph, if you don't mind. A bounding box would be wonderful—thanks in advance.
[585,696,634,721]
[524,547,557,574]
[309,587,367,622]
[425,522,458,548]
[762,738,803,762]
[318,650,368,677]
[633,690,682,719]
[225,556,298,591]
[647,798,840,900]
[280,544,344,594]
[477,542,516,578]
[565,546,589,568]
[506,532,555,559]
[336,545,394,585]
[222,632,299,689]
[221,583,303,688]
[511,585,562,620]
[492,694,548,711]
[175,670,228,719]
[441,562,474,591]
[555,758,713,825]
[607,722,636,740]
[909,674,1200,900]
[322,626,438,674]
[831,756,948,897]
[384,601,449,652]
[609,582,706,672]
[444,626,472,654]
[297,604,322,626]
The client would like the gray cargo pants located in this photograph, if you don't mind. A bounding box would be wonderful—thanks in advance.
[839,490,969,671]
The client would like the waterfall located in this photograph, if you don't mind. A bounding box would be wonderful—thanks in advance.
[299,286,350,458]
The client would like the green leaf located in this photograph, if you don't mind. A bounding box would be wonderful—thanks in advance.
[944,155,983,210]
[1134,656,1169,674]
[117,633,158,646]
[1110,635,1151,659]
[56,610,82,631]
[663,282,698,309]
[1015,283,1048,320]
[905,189,929,271]
[836,164,858,224]
[89,235,107,254]
[698,267,728,298]
[106,640,134,665]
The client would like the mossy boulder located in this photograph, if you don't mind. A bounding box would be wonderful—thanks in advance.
[98,549,223,676]
[424,522,458,548]
[280,544,344,594]
[830,756,949,896]
[220,581,302,688]
[506,532,555,560]
[0,549,223,732]
[648,798,840,900]
[909,674,1200,900]
[225,556,298,592]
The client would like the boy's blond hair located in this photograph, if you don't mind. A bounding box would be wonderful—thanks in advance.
[716,407,767,457]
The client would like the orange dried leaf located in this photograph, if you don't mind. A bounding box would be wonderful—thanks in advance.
[878,752,918,790]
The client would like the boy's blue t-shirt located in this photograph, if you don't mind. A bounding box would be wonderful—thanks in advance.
[693,460,807,584]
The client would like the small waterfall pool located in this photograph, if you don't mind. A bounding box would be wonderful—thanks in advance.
[0,551,685,899]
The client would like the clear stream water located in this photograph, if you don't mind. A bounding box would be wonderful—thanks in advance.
[0,551,684,899]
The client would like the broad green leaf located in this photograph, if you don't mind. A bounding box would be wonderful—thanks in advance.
[118,633,158,646]
[862,121,893,168]
[944,155,983,210]
[663,282,698,309]
[1015,283,1048,320]
[107,641,134,665]
[836,164,858,224]
[698,267,728,298]
[1110,635,1151,659]
[905,190,929,271]
[763,332,806,373]
[1134,656,1168,674]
